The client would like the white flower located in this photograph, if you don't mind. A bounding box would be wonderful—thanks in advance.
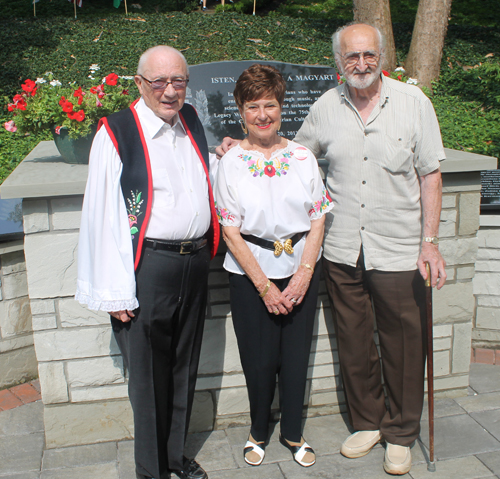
[119,75,134,80]
[406,78,418,85]
[88,75,95,79]
[89,64,100,71]
[44,71,53,76]
[35,77,47,84]
[395,67,405,72]
[50,80,62,87]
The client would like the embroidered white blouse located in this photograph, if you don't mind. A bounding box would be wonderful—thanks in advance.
[75,99,216,312]
[214,140,333,279]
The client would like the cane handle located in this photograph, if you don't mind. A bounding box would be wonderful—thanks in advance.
[425,263,431,288]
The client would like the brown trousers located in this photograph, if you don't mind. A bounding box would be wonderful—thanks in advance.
[322,253,426,446]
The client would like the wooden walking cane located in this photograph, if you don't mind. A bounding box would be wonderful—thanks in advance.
[425,263,436,472]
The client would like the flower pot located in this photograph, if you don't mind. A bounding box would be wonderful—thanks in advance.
[51,124,98,164]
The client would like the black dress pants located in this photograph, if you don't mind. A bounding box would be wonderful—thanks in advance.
[229,267,320,443]
[111,245,211,479]
[322,253,427,446]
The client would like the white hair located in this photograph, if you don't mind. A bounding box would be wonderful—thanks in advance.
[331,23,385,73]
[136,45,188,75]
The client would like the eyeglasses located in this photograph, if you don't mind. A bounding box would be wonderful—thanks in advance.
[138,74,189,91]
[341,51,380,66]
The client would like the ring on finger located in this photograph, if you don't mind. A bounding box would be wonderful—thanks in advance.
[290,298,297,303]
[273,310,279,315]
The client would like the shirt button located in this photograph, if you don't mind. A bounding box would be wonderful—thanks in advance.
[364,157,368,161]
[362,181,366,185]
[361,204,365,208]
[361,226,365,230]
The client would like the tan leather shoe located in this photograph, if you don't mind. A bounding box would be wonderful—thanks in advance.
[340,430,382,458]
[384,443,412,475]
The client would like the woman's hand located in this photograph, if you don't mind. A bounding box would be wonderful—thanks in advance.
[282,265,314,306]
[262,282,294,315]
[110,310,135,323]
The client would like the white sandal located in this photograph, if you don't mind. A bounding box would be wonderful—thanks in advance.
[279,434,316,467]
[243,440,265,466]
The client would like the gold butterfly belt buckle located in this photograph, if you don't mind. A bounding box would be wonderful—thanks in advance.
[273,238,294,257]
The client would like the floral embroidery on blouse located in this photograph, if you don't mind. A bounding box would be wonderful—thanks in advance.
[215,202,236,224]
[309,187,333,217]
[126,190,144,237]
[240,150,291,178]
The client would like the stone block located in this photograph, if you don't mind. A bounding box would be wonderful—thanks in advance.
[458,192,481,235]
[215,386,249,416]
[208,287,230,303]
[445,266,456,281]
[434,324,453,338]
[38,361,69,404]
[310,390,345,407]
[40,462,120,479]
[34,327,120,361]
[30,299,56,315]
[452,322,472,374]
[477,228,500,248]
[473,272,500,296]
[433,350,450,376]
[70,384,129,402]
[196,373,246,391]
[477,296,500,307]
[41,441,118,470]
[23,199,49,233]
[433,374,469,392]
[198,319,242,375]
[308,362,335,379]
[440,237,477,266]
[66,356,125,387]
[439,209,457,238]
[32,315,57,331]
[314,307,335,337]
[476,307,500,330]
[477,248,500,260]
[51,197,83,231]
[1,271,28,300]
[456,265,475,280]
[0,345,38,389]
[0,334,33,353]
[211,303,231,319]
[309,349,337,366]
[434,282,474,323]
[472,329,500,342]
[209,254,225,269]
[0,432,44,475]
[44,400,133,448]
[311,335,337,352]
[475,260,500,272]
[434,337,452,351]
[189,391,214,433]
[442,171,481,193]
[441,194,457,208]
[310,375,342,392]
[0,296,32,337]
[59,298,110,327]
[24,232,79,299]
[0,250,26,274]
[208,271,229,286]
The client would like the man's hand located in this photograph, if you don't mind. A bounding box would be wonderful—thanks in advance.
[110,310,135,323]
[215,137,241,159]
[417,243,447,289]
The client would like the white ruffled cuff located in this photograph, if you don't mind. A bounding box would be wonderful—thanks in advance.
[75,291,139,313]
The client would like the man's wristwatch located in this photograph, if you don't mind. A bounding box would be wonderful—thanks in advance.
[423,236,439,245]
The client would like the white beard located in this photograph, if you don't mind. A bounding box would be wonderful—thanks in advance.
[345,63,382,90]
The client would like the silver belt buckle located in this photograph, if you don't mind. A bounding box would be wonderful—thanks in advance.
[180,241,194,254]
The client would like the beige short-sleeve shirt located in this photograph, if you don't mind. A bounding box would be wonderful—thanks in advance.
[295,75,446,272]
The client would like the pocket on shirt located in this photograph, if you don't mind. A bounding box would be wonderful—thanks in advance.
[383,134,413,174]
[152,168,175,208]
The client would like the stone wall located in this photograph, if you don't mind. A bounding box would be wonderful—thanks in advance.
[0,141,496,448]
[472,217,500,350]
[0,240,37,389]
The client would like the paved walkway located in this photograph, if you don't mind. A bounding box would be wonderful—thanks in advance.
[1,364,500,478]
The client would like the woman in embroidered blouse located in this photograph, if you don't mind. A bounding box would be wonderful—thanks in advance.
[214,64,333,469]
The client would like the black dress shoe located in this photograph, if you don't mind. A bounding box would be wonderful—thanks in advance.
[171,458,207,479]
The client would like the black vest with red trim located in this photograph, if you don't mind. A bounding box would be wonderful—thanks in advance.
[98,100,219,270]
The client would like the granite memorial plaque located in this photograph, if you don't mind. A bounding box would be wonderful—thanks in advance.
[481,169,500,211]
[0,197,23,242]
[187,61,338,148]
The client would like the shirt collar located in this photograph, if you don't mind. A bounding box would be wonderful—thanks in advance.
[135,97,186,138]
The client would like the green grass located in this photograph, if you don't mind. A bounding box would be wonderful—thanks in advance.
[1,0,498,183]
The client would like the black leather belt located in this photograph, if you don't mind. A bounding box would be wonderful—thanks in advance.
[241,232,306,252]
[144,236,207,254]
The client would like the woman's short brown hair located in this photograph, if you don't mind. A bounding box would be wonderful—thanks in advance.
[233,64,287,110]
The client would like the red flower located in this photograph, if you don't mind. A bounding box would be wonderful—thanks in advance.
[59,96,66,106]
[382,70,389,76]
[105,73,118,86]
[61,100,74,113]
[397,75,402,81]
[4,120,17,132]
[122,89,129,95]
[7,103,16,111]
[55,126,62,135]
[264,164,276,177]
[67,110,85,122]
[73,86,85,105]
[91,84,105,98]
[21,79,36,93]
[9,94,27,111]
[13,94,24,103]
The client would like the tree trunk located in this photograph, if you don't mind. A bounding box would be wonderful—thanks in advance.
[405,0,453,89]
[353,0,397,72]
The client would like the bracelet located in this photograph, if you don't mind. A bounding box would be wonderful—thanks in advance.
[300,263,314,273]
[259,279,272,298]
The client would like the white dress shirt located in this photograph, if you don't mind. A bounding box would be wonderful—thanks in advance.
[75,98,214,312]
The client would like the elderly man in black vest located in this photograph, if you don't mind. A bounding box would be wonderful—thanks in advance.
[76,46,219,479]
